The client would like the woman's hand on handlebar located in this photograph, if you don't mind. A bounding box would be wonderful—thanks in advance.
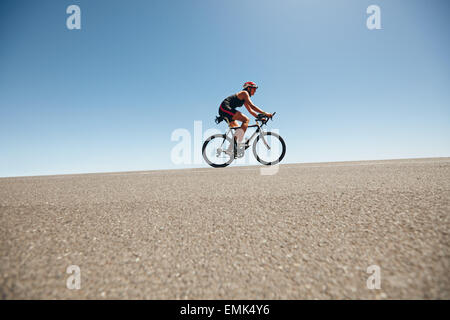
[256,112,275,123]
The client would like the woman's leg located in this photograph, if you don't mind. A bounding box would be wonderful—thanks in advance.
[231,111,249,143]
[228,120,239,128]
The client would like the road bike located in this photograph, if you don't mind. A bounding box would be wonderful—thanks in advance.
[202,112,286,168]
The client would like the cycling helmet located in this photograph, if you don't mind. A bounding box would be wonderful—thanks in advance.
[243,81,258,89]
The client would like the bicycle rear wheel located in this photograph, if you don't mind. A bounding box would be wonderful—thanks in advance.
[202,134,235,168]
[253,132,286,165]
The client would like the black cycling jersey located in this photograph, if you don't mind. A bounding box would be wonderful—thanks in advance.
[221,94,245,110]
[215,92,246,124]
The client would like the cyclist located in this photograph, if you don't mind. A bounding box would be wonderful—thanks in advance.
[217,81,272,148]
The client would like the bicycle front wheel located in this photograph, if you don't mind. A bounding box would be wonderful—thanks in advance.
[253,132,286,165]
[202,134,235,168]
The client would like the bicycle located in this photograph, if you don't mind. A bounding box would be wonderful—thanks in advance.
[202,112,286,168]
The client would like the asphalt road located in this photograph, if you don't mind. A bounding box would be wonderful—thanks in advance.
[1,158,449,299]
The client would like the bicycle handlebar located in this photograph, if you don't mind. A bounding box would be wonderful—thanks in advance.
[257,112,276,125]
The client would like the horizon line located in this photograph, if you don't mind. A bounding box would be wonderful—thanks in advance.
[1,156,449,179]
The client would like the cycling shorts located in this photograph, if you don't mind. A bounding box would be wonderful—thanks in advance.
[218,104,237,122]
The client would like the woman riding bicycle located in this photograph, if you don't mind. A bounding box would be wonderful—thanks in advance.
[218,81,272,147]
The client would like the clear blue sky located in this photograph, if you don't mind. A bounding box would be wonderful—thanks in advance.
[1,0,449,177]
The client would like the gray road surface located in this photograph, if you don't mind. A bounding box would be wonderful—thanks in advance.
[1,158,449,299]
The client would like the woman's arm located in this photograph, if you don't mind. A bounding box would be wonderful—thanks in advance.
[249,104,265,114]
[244,103,258,118]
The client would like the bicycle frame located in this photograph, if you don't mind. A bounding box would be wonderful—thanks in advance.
[221,119,270,151]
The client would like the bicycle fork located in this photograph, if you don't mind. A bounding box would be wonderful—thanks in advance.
[254,126,271,151]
